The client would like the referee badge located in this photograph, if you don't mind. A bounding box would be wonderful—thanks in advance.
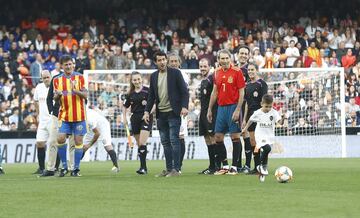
[253,91,258,97]
[203,89,207,95]
[228,76,233,83]
[142,100,147,105]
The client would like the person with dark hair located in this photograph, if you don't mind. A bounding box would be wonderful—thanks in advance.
[235,45,253,173]
[198,58,218,174]
[242,94,280,182]
[123,71,153,175]
[82,108,119,173]
[241,62,268,174]
[144,51,189,177]
[53,55,87,177]
[207,49,246,175]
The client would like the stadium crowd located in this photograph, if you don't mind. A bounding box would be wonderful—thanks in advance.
[1,0,360,134]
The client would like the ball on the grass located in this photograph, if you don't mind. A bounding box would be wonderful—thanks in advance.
[274,166,293,183]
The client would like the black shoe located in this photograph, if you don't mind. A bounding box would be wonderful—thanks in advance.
[0,167,4,175]
[247,168,260,175]
[238,165,251,173]
[32,168,44,175]
[198,168,215,175]
[136,168,147,175]
[40,170,55,177]
[59,168,69,177]
[71,169,81,177]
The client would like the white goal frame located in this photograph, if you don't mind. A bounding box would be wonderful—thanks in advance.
[84,67,347,158]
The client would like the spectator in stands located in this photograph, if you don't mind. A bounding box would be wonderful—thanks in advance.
[186,49,199,69]
[108,46,126,70]
[100,85,117,106]
[156,33,170,54]
[341,48,356,70]
[342,27,356,49]
[93,44,109,70]
[18,33,32,51]
[327,28,342,50]
[30,54,43,86]
[9,107,19,126]
[75,49,90,74]
[272,31,283,48]
[259,31,274,55]
[0,116,10,131]
[26,23,39,41]
[88,19,99,41]
[124,51,136,69]
[63,33,78,52]
[122,37,133,53]
[313,30,327,49]
[195,30,210,49]
[284,29,298,44]
[307,41,321,67]
[285,40,300,67]
[34,34,44,51]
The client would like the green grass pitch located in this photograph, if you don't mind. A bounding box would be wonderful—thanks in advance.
[1,158,359,218]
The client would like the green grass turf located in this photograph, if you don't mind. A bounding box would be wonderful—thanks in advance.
[0,158,359,218]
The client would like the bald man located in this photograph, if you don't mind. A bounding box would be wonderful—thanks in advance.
[33,70,53,174]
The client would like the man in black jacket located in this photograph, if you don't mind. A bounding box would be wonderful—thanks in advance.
[143,51,189,177]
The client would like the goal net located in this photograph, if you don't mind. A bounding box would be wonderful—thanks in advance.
[84,67,346,161]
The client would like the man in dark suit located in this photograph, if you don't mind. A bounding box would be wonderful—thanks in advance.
[258,31,274,56]
[143,51,189,177]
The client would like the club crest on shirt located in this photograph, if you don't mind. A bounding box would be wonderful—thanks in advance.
[142,100,147,105]
[253,91,258,97]
[203,89,207,95]
[228,76,233,83]
[270,116,273,121]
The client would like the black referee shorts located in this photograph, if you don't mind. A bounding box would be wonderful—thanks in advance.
[130,113,153,135]
[245,110,257,132]
[199,110,216,136]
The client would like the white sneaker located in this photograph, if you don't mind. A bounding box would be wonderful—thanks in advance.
[259,165,268,175]
[259,175,265,182]
[111,166,120,173]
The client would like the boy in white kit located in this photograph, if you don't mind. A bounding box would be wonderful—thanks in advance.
[241,94,280,181]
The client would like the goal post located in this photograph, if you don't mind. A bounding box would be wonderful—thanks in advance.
[84,67,347,160]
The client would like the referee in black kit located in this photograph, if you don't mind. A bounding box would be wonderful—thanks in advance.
[143,51,189,177]
[198,58,218,175]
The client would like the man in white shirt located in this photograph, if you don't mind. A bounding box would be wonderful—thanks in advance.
[283,29,298,44]
[327,28,342,50]
[33,70,52,174]
[285,40,300,67]
[83,108,119,172]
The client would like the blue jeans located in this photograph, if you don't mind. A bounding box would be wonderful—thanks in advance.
[157,111,181,171]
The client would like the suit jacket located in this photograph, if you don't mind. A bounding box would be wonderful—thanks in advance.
[145,67,189,117]
[259,40,274,55]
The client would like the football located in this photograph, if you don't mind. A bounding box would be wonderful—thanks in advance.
[274,166,293,183]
